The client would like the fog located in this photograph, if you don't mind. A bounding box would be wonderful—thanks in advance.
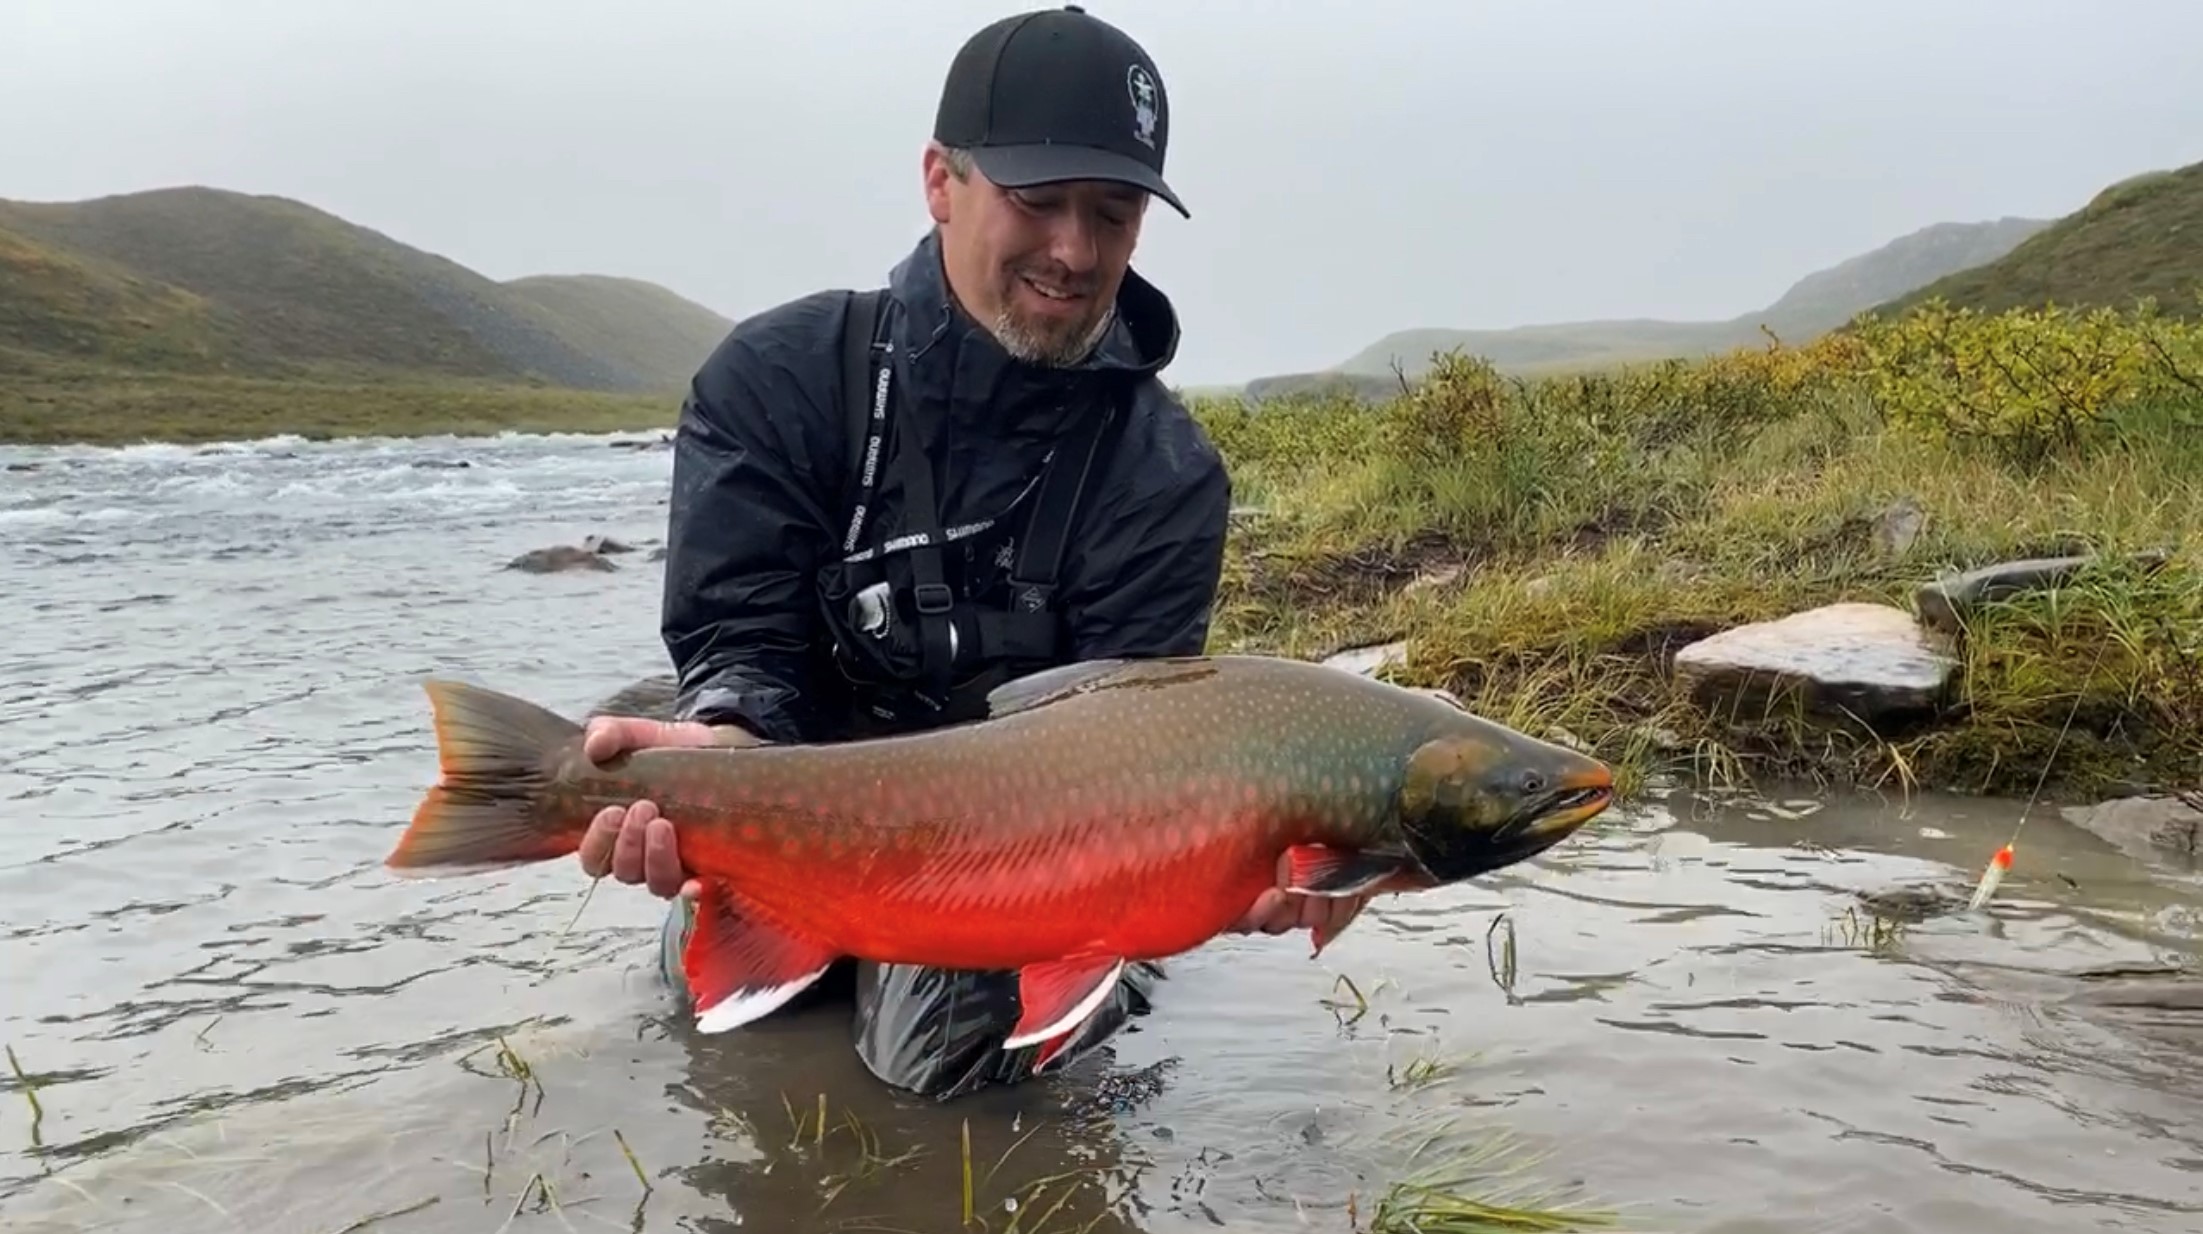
[7,0,2201,385]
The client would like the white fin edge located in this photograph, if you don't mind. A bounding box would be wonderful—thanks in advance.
[1001,958,1126,1051]
[693,965,831,1033]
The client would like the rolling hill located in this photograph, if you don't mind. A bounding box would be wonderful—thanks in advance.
[0,185,732,392]
[1868,159,2203,320]
[1241,214,2052,400]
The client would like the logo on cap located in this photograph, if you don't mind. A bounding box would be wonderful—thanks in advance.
[1126,63,1158,149]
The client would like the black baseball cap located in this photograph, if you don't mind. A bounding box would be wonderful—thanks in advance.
[933,5,1188,218]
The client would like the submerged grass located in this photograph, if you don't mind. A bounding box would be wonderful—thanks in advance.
[1193,298,2203,803]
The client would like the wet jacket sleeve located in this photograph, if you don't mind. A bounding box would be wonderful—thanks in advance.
[1062,406,1233,659]
[658,330,836,745]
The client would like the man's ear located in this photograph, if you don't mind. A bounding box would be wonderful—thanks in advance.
[922,144,955,226]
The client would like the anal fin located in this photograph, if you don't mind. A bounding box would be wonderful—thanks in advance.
[1005,955,1126,1072]
[1284,844,1411,897]
[684,879,839,1033]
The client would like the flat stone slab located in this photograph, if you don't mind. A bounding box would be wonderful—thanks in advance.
[1672,601,1956,723]
[1322,640,1408,677]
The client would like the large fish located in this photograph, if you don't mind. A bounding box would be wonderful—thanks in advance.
[384,654,1614,1069]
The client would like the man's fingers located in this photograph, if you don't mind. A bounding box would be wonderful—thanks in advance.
[609,801,652,884]
[642,813,686,899]
[578,806,624,878]
[583,716,722,764]
[581,717,629,764]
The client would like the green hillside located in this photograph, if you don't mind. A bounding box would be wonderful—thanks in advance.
[1241,215,2052,398]
[503,273,733,391]
[0,185,730,392]
[0,218,241,372]
[1870,160,2203,320]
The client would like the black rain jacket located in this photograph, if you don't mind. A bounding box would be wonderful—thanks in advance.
[651,228,1231,1099]
[659,227,1230,742]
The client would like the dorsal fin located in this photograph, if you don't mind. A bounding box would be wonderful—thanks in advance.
[984,656,1216,719]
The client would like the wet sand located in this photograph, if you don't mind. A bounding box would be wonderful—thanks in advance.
[3,432,2199,1233]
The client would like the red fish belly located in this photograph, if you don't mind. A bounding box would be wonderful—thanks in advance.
[680,800,1294,970]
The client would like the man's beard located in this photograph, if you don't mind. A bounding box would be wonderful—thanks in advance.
[990,265,1113,368]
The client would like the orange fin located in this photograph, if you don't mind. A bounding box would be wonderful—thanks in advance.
[385,679,588,876]
[1284,844,1410,897]
[1005,956,1125,1071]
[686,880,839,1033]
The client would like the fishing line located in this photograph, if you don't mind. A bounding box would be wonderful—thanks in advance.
[1967,627,2116,911]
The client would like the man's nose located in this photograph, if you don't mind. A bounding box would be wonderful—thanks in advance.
[1045,213,1100,274]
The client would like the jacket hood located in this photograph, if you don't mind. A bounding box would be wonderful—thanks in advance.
[882,228,1181,438]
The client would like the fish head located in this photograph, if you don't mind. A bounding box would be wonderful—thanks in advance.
[1393,720,1615,883]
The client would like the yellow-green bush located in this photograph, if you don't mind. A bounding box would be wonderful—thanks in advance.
[1190,300,2203,799]
[1846,295,2203,468]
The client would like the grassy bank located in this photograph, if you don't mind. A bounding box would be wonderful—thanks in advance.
[1191,297,2203,802]
[0,363,678,445]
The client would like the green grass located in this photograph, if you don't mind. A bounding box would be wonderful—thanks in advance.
[1192,304,2203,804]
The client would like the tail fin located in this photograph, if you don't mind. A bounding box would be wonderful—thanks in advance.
[384,679,589,877]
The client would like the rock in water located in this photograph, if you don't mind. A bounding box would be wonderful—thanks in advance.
[1671,602,1955,726]
[2059,795,2202,870]
[506,545,616,574]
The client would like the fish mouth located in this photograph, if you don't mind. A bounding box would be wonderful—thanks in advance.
[1503,774,1615,849]
[1530,783,1613,833]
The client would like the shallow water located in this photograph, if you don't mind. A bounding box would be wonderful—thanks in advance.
[3,432,2201,1234]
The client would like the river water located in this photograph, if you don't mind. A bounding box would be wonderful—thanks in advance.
[2,431,2200,1234]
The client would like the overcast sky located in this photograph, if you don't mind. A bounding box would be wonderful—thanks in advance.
[6,1,2201,387]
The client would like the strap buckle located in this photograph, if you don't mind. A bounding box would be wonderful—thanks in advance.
[913,582,954,614]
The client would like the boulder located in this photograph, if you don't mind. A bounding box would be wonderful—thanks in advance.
[2059,794,2202,870]
[1915,549,2171,635]
[1872,496,1926,557]
[506,545,616,574]
[1671,601,1955,726]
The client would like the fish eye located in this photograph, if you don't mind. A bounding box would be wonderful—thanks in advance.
[1520,771,1545,795]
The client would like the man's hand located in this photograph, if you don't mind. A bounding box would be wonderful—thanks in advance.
[575,715,762,902]
[1229,851,1372,946]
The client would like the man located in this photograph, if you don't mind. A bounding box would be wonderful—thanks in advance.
[574,5,1371,1099]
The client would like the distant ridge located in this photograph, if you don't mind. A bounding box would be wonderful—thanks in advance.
[1868,159,2203,320]
[0,184,733,391]
[1240,214,2053,400]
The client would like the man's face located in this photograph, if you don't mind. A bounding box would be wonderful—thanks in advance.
[925,145,1148,367]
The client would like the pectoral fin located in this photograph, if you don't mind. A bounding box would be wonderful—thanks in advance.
[684,879,840,1033]
[1005,955,1126,1072]
[1284,845,1412,897]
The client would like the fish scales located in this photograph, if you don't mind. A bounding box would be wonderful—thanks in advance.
[384,653,1615,1070]
[566,662,1410,963]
